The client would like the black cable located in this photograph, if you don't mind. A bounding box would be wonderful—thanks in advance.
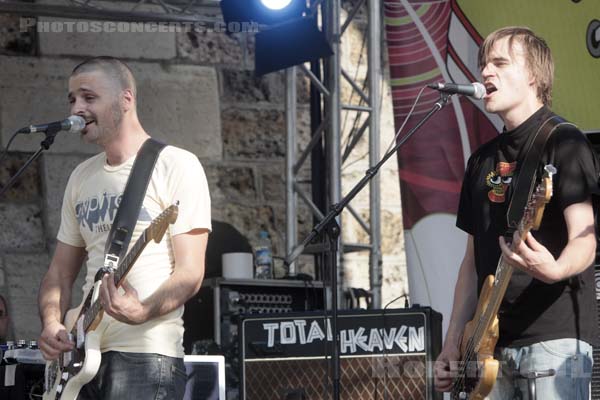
[377,293,410,400]
[0,129,21,167]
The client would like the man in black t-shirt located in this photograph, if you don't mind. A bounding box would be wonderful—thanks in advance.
[434,27,599,399]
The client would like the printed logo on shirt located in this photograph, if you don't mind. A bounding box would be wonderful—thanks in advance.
[486,161,517,203]
[75,192,152,233]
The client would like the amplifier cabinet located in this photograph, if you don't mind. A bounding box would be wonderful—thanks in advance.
[184,278,324,352]
[240,307,442,400]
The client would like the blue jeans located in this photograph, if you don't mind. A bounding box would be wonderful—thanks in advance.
[78,351,187,400]
[487,339,593,400]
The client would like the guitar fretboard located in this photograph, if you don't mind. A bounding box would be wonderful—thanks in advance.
[82,230,148,332]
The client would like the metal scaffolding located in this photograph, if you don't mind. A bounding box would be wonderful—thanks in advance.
[285,0,383,308]
[0,0,385,308]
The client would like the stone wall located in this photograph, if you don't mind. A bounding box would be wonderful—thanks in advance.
[0,3,407,341]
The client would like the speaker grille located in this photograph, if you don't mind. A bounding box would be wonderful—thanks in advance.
[244,355,428,399]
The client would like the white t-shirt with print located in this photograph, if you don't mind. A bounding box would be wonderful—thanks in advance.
[57,144,211,358]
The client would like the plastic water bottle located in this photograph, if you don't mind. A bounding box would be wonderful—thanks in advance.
[254,230,273,279]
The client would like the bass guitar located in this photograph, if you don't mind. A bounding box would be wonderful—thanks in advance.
[450,164,556,400]
[43,204,178,400]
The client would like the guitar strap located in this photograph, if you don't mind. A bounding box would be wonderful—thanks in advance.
[505,115,571,233]
[102,138,167,269]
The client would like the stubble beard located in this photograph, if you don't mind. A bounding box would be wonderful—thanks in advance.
[94,100,124,146]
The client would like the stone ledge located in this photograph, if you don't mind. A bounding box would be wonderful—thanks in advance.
[38,17,176,60]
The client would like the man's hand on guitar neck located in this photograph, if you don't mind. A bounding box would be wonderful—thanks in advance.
[99,272,150,325]
[434,341,460,392]
[499,199,596,284]
[499,231,560,283]
[39,320,75,361]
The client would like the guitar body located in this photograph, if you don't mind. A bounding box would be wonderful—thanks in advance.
[450,166,556,399]
[43,291,106,400]
[457,275,500,400]
[42,204,179,400]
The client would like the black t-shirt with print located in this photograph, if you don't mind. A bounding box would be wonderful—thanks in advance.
[457,106,600,347]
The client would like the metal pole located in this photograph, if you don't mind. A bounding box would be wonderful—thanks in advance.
[326,0,343,308]
[368,0,383,308]
[285,67,298,276]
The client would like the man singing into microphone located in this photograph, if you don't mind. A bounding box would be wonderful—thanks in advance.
[37,56,211,399]
[434,27,599,399]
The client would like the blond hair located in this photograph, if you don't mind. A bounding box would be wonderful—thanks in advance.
[479,27,554,106]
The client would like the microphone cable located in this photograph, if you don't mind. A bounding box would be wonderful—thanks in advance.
[376,293,410,400]
[383,84,428,157]
[0,129,22,167]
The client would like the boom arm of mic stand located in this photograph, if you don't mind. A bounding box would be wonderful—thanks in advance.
[285,92,452,266]
[283,92,451,400]
[0,126,62,199]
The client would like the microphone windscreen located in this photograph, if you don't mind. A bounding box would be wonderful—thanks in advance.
[472,82,486,100]
[68,115,86,133]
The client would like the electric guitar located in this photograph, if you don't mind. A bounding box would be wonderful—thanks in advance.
[43,204,179,400]
[450,164,556,400]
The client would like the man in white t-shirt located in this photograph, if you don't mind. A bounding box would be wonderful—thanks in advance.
[38,56,211,399]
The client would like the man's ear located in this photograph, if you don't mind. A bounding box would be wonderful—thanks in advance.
[121,88,135,112]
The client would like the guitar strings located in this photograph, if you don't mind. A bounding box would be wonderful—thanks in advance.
[451,240,518,396]
[450,193,540,396]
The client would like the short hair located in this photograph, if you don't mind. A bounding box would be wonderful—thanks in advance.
[479,26,554,106]
[71,56,137,98]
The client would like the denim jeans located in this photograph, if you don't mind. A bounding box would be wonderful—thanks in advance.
[487,339,593,400]
[78,351,187,400]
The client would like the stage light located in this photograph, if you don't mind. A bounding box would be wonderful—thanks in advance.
[219,0,332,75]
[255,16,333,75]
[221,0,305,26]
[260,0,293,11]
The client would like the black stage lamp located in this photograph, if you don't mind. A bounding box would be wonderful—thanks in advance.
[255,16,333,75]
[220,0,333,75]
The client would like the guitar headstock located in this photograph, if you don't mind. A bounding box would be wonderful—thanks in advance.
[520,165,556,233]
[146,203,179,243]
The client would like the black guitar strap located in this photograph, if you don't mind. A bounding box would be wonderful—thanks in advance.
[102,138,166,269]
[505,115,571,232]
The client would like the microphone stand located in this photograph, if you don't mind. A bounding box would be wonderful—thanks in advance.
[285,92,452,400]
[0,126,62,199]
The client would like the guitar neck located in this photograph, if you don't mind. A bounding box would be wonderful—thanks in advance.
[468,224,537,352]
[472,257,514,347]
[113,230,148,285]
[82,230,149,332]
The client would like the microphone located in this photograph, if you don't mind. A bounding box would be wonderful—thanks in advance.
[427,82,486,100]
[18,115,86,134]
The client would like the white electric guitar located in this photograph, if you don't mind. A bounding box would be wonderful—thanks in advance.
[43,204,178,400]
